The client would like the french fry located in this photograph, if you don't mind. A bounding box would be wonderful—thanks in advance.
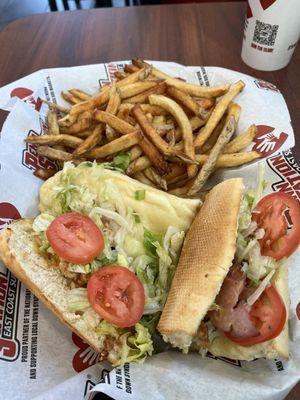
[125,82,166,104]
[132,104,195,165]
[42,99,69,114]
[37,146,74,162]
[69,89,92,101]
[174,115,206,141]
[61,91,82,104]
[149,95,197,177]
[194,81,245,150]
[195,151,261,168]
[166,85,203,117]
[195,98,216,110]
[124,64,140,73]
[118,103,168,116]
[58,113,78,128]
[144,167,168,191]
[223,124,257,154]
[127,156,151,175]
[138,133,170,175]
[34,168,57,180]
[188,116,236,195]
[94,111,136,135]
[129,145,143,161]
[73,124,104,156]
[116,107,136,125]
[132,172,158,188]
[76,129,95,138]
[132,58,229,98]
[114,71,129,80]
[106,83,121,115]
[119,81,158,99]
[165,129,176,146]
[165,164,186,184]
[86,131,141,159]
[47,110,60,135]
[63,111,93,134]
[26,134,82,148]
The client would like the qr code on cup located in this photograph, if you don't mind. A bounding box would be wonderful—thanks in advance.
[253,20,279,46]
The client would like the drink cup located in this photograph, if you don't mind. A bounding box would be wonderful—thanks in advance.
[241,0,300,71]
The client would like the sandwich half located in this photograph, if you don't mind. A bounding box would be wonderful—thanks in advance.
[0,161,201,366]
[158,174,299,360]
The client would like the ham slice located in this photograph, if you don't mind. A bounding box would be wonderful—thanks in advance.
[209,265,258,337]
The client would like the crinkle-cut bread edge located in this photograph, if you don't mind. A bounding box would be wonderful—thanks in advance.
[157,178,244,352]
[208,261,289,360]
[0,220,115,362]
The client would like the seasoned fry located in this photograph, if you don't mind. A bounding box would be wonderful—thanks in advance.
[73,124,104,156]
[86,131,141,159]
[58,113,78,128]
[106,83,121,115]
[127,156,151,175]
[194,81,245,150]
[114,71,129,80]
[132,104,195,165]
[37,146,74,162]
[195,151,261,168]
[195,98,216,110]
[167,85,203,117]
[129,145,143,161]
[138,133,169,176]
[165,129,176,146]
[119,81,158,99]
[116,107,136,125]
[47,110,60,135]
[165,165,186,184]
[223,124,257,154]
[149,95,197,177]
[34,168,57,180]
[61,91,82,104]
[188,116,236,195]
[144,167,168,191]
[94,111,136,135]
[132,58,229,98]
[124,64,140,73]
[63,111,93,134]
[42,99,69,114]
[69,89,92,101]
[132,172,158,188]
[26,134,82,148]
[125,82,166,104]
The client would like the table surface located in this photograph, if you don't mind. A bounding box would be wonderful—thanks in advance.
[0,2,299,399]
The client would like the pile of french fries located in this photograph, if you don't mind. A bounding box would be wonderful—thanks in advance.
[28,58,260,196]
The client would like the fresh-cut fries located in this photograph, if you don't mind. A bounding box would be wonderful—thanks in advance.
[73,125,104,156]
[34,168,57,180]
[166,85,204,118]
[119,81,159,99]
[94,111,137,135]
[132,58,229,98]
[188,116,236,195]
[149,94,197,177]
[125,82,166,104]
[194,80,245,150]
[223,124,257,153]
[37,146,74,162]
[138,133,169,176]
[132,104,195,165]
[195,151,260,168]
[32,60,260,196]
[87,131,141,159]
[26,134,82,148]
[144,167,168,191]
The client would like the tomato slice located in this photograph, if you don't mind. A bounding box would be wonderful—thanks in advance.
[46,212,104,264]
[87,265,145,327]
[226,285,286,346]
[252,192,300,260]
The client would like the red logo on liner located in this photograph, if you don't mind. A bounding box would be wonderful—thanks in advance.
[253,125,288,157]
[72,333,100,373]
[296,303,300,320]
[10,87,42,111]
[0,203,21,231]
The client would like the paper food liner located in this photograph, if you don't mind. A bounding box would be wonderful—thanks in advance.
[0,61,299,400]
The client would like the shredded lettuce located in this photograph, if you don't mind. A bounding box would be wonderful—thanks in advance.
[134,190,146,201]
[143,229,163,258]
[102,153,131,173]
[32,213,55,232]
[66,288,90,313]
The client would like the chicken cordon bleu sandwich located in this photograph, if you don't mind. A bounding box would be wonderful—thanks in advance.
[158,170,300,360]
[0,161,201,366]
